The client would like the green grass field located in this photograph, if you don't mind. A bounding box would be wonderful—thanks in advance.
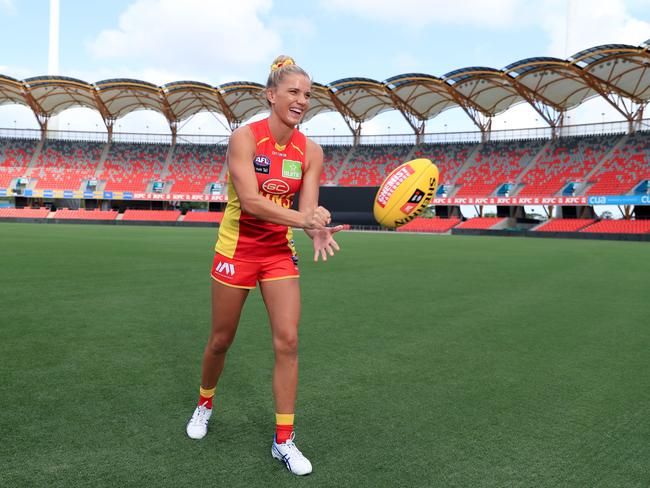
[1,223,649,487]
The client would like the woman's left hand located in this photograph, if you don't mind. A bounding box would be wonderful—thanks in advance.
[310,225,344,262]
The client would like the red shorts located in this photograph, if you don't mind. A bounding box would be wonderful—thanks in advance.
[211,252,299,289]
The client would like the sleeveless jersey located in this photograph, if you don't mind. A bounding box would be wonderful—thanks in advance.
[215,118,306,261]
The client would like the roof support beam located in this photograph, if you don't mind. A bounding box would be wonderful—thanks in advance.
[92,89,115,142]
[505,75,566,136]
[22,89,48,138]
[385,88,426,143]
[214,90,238,131]
[442,84,492,141]
[327,90,363,144]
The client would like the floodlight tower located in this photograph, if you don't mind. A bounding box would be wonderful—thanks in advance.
[47,0,60,134]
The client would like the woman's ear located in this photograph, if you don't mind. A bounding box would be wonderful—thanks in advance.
[266,88,276,105]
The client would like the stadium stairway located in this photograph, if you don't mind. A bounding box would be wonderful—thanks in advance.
[330,146,356,184]
[510,139,552,195]
[158,144,176,182]
[580,134,629,194]
[24,139,45,189]
[447,143,483,194]
[91,143,112,191]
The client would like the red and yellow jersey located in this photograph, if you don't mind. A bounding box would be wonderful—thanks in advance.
[215,118,306,261]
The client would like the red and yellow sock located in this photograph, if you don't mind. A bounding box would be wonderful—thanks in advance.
[198,386,216,409]
[275,413,294,444]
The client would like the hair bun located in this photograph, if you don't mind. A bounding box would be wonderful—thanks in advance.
[271,57,295,72]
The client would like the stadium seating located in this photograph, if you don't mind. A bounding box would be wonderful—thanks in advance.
[338,144,413,186]
[321,145,351,185]
[29,140,103,190]
[168,144,227,193]
[396,217,461,233]
[0,207,50,218]
[455,139,546,197]
[121,209,181,221]
[0,138,38,188]
[53,208,118,220]
[587,132,650,195]
[519,134,619,197]
[182,211,224,223]
[455,217,506,229]
[411,142,475,186]
[100,143,168,192]
[534,218,596,232]
[581,219,650,234]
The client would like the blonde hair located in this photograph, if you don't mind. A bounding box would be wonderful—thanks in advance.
[266,55,310,90]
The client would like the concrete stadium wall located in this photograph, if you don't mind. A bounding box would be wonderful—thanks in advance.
[451,228,650,242]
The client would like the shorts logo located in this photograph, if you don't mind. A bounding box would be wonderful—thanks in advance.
[282,160,302,179]
[215,261,235,276]
[254,155,271,174]
[262,179,290,195]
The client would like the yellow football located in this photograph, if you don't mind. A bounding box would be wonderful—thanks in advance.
[373,158,439,228]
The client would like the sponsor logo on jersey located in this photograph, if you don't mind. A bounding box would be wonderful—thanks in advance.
[262,178,290,195]
[254,155,271,174]
[282,160,302,179]
[215,261,235,277]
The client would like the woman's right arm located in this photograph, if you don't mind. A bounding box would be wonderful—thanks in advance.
[227,127,330,230]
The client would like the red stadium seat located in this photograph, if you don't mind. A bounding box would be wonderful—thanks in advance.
[581,219,650,234]
[0,207,50,218]
[30,140,103,190]
[455,140,546,197]
[121,209,181,221]
[168,144,226,193]
[396,217,461,233]
[534,218,595,232]
[455,217,506,230]
[519,134,619,197]
[0,138,38,188]
[53,208,118,220]
[183,211,224,223]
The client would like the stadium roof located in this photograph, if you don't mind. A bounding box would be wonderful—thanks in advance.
[1,40,649,138]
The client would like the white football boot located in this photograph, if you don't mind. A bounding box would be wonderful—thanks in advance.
[186,403,212,439]
[271,432,313,475]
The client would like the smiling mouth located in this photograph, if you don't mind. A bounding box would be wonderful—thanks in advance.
[289,108,303,117]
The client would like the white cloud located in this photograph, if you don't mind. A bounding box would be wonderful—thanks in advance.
[319,0,521,29]
[536,0,650,58]
[0,0,15,12]
[87,0,283,81]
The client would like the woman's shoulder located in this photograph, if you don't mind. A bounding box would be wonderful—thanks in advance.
[305,136,323,157]
[229,125,255,145]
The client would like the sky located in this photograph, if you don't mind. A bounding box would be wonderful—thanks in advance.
[0,0,649,137]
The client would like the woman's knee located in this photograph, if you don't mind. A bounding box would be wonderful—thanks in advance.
[206,333,235,356]
[273,332,299,356]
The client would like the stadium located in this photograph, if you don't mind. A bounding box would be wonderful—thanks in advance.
[1,6,649,487]
[1,41,650,238]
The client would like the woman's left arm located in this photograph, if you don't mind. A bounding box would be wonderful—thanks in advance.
[298,139,343,262]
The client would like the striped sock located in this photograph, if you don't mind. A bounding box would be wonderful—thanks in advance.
[275,413,294,444]
[198,386,216,409]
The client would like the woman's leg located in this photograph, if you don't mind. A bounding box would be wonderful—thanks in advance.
[200,280,250,389]
[259,278,301,413]
[261,278,312,475]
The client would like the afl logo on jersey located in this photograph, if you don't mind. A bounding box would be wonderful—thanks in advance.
[262,179,290,195]
[254,155,271,174]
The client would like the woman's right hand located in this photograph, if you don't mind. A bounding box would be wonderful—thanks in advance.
[302,206,331,230]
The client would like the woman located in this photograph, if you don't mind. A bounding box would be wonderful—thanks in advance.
[186,55,342,476]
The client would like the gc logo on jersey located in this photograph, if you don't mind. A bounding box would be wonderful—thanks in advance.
[262,179,290,195]
[254,155,271,174]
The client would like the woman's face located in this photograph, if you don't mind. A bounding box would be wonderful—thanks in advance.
[267,73,312,126]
